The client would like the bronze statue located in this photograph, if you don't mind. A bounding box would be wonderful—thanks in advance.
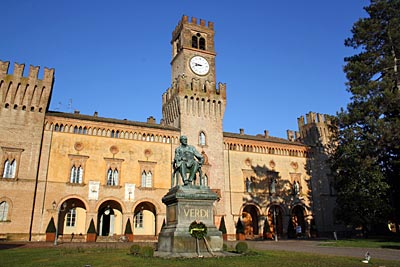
[172,135,204,187]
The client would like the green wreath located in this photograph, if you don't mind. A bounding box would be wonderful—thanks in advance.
[189,221,207,240]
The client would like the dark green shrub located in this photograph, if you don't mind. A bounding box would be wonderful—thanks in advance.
[222,243,228,251]
[46,217,56,233]
[236,217,244,234]
[125,218,133,234]
[87,219,97,234]
[235,241,248,254]
[219,216,227,234]
[263,217,271,234]
[129,244,141,255]
[140,246,154,257]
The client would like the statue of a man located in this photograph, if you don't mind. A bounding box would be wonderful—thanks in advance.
[172,135,204,186]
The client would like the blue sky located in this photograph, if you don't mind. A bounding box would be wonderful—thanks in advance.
[2,0,367,138]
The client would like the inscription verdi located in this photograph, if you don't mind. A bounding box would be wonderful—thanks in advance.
[183,208,210,218]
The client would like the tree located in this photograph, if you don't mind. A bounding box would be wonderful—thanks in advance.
[87,218,97,234]
[219,216,227,234]
[329,0,400,233]
[125,218,133,235]
[45,217,56,233]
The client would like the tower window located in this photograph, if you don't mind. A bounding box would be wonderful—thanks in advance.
[192,33,206,50]
[192,36,198,49]
[199,37,206,50]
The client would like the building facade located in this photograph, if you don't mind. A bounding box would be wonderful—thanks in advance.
[0,15,336,242]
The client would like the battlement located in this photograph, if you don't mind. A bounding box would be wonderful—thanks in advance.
[162,74,226,104]
[0,60,55,113]
[297,112,331,128]
[172,15,214,39]
[0,60,54,82]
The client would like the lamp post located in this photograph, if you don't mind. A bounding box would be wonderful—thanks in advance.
[273,206,278,242]
[53,201,67,246]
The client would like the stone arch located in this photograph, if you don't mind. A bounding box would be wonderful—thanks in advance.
[96,198,125,237]
[241,203,262,237]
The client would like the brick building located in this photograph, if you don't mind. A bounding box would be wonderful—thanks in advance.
[0,15,337,242]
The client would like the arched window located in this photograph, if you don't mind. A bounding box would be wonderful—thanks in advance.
[203,174,208,186]
[192,36,198,48]
[0,201,9,221]
[141,171,152,188]
[199,131,206,146]
[107,168,119,186]
[70,166,83,183]
[3,160,16,178]
[192,33,206,50]
[199,37,206,50]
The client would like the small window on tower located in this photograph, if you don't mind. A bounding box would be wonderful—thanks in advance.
[192,36,198,48]
[199,37,206,50]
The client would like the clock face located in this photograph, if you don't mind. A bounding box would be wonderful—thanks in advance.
[189,56,210,75]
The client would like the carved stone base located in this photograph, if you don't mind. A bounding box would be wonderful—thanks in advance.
[157,185,223,255]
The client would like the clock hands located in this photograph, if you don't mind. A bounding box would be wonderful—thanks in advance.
[194,63,202,67]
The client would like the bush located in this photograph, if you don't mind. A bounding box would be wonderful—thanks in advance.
[219,216,227,234]
[235,241,248,254]
[46,217,56,233]
[140,246,154,257]
[222,243,228,251]
[129,244,141,255]
[125,218,133,234]
[236,217,244,234]
[87,219,97,234]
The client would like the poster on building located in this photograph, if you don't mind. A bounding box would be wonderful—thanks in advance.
[125,183,135,202]
[88,181,100,200]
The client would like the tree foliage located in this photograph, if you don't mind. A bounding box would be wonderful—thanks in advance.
[330,0,400,230]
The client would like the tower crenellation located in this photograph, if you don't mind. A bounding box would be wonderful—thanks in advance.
[297,111,332,147]
[0,60,55,112]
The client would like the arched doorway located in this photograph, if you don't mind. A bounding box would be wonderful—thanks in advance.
[97,200,123,236]
[243,205,259,237]
[268,205,283,237]
[56,198,87,240]
[133,201,156,236]
[290,205,306,238]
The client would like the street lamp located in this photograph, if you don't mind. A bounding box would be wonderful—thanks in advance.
[273,206,278,242]
[54,201,67,246]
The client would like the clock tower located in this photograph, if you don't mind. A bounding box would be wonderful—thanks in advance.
[162,15,226,214]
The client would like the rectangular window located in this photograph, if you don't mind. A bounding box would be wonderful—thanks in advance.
[135,211,143,228]
[66,208,76,227]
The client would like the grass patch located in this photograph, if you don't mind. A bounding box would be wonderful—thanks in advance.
[321,237,400,250]
[0,247,400,267]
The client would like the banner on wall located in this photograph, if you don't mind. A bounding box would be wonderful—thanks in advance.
[125,183,135,202]
[88,181,100,200]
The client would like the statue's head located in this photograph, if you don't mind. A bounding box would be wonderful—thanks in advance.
[180,135,188,145]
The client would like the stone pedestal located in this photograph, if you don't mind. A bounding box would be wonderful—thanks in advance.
[157,185,223,255]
